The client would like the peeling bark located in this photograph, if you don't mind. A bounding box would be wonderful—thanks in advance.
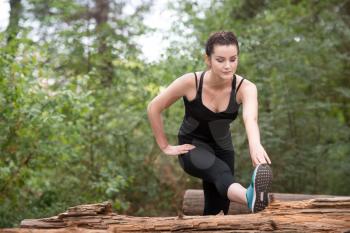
[182,189,349,215]
[1,197,348,232]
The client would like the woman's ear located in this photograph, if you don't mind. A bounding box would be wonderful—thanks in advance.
[204,54,211,69]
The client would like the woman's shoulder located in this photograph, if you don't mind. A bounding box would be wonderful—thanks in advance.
[176,71,203,85]
[235,75,257,105]
[235,74,256,90]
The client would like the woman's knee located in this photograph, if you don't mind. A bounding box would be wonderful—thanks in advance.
[214,170,235,199]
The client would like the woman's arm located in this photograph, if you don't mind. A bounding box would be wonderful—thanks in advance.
[147,73,196,155]
[239,80,271,166]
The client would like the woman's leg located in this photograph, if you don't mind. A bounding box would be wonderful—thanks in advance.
[202,180,230,215]
[178,139,235,203]
[227,183,247,205]
[214,148,247,206]
[178,137,272,214]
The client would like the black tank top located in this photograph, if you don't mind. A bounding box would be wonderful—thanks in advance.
[178,71,244,150]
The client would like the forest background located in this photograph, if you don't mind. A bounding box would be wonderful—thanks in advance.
[0,0,349,227]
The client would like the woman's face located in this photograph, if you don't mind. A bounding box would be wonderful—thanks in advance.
[207,44,238,80]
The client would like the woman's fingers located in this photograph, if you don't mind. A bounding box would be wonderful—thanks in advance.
[185,144,196,149]
[254,157,260,166]
[181,144,195,151]
[254,154,268,165]
[179,148,188,153]
[265,153,272,164]
[257,155,265,164]
[178,144,196,154]
[163,144,196,156]
[249,146,271,167]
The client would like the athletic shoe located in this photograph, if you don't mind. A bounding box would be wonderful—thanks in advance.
[246,164,273,213]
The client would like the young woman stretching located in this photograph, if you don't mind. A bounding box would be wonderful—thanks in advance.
[147,31,273,215]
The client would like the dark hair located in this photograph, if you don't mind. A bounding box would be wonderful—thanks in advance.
[205,31,239,56]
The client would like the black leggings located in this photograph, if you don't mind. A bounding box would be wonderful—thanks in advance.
[178,138,235,215]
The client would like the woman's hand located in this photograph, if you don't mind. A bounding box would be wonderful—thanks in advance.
[249,143,271,167]
[162,144,196,156]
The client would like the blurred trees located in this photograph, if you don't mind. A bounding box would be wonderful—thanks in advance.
[0,0,165,227]
[0,0,349,228]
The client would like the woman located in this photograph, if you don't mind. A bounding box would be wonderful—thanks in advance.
[147,31,272,215]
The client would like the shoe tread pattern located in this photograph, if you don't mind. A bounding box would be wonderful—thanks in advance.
[253,164,273,213]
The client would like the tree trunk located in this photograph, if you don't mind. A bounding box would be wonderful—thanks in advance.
[6,0,22,44]
[182,189,348,215]
[4,196,348,232]
[93,0,114,86]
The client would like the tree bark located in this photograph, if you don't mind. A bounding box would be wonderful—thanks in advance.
[3,196,348,232]
[6,0,22,44]
[182,189,348,215]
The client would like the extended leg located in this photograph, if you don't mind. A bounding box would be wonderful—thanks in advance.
[227,183,247,205]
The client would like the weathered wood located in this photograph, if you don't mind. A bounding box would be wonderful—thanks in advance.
[21,201,113,230]
[2,197,347,232]
[183,189,348,215]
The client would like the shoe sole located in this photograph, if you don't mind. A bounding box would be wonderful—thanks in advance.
[252,164,273,213]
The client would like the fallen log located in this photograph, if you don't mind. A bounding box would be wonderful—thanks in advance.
[182,189,348,215]
[0,197,348,232]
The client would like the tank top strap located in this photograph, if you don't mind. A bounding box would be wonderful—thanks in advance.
[198,70,206,95]
[232,75,237,93]
[193,72,198,91]
[235,77,245,94]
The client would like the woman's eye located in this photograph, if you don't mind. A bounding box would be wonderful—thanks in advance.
[216,59,236,63]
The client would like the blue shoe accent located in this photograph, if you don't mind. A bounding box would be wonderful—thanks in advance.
[246,164,273,213]
[246,183,254,211]
[246,164,259,212]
